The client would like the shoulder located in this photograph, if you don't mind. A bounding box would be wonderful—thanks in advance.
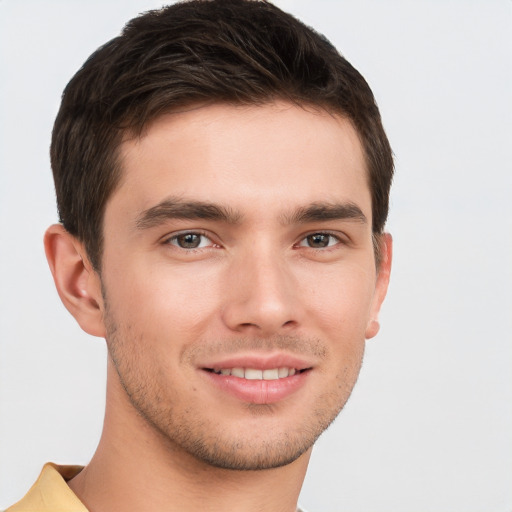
[4,463,87,512]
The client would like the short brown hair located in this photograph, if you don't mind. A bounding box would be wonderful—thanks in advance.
[51,0,393,271]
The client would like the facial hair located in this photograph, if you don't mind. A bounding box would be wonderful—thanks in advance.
[102,288,364,471]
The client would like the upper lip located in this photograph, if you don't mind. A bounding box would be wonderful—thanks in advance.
[197,352,315,372]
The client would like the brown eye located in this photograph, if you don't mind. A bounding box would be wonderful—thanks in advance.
[308,234,329,248]
[169,233,211,249]
[299,233,340,249]
[177,233,201,248]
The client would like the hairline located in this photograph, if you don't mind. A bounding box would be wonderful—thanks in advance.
[89,98,383,274]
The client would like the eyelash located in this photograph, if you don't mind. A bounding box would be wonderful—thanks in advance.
[164,230,345,251]
[295,232,345,250]
[164,231,217,250]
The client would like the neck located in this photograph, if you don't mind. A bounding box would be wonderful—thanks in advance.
[68,363,310,512]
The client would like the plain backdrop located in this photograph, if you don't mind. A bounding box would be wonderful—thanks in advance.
[1,1,511,511]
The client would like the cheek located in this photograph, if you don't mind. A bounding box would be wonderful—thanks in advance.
[104,258,223,343]
[300,264,373,386]
[301,263,376,335]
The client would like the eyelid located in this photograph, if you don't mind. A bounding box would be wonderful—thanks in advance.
[163,229,218,249]
[295,230,348,248]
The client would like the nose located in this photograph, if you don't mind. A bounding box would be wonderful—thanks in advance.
[221,247,300,336]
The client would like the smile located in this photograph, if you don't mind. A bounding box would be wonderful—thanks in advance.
[206,367,302,380]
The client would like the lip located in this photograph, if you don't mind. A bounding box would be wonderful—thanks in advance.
[198,353,313,405]
[198,353,313,372]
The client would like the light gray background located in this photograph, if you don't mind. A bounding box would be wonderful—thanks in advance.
[1,1,511,511]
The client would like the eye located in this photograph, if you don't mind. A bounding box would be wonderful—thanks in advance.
[298,233,341,249]
[167,232,213,249]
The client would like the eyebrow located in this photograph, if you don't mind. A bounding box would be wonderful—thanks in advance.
[135,197,367,230]
[283,201,368,225]
[136,197,242,229]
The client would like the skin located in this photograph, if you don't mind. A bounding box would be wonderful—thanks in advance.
[45,101,391,512]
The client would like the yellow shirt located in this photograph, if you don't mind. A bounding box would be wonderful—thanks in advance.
[6,464,308,512]
[6,463,87,512]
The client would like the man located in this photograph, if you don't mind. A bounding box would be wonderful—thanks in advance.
[7,1,392,510]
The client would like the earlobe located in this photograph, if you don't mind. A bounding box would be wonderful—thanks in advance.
[44,224,106,338]
[365,233,392,340]
[365,319,381,339]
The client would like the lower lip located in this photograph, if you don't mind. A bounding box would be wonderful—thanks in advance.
[201,370,310,405]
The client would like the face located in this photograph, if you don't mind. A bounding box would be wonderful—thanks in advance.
[98,102,390,470]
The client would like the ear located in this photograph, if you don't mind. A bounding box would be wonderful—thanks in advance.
[44,224,106,338]
[365,233,392,339]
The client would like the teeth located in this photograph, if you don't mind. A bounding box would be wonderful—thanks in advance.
[278,367,289,378]
[231,367,245,378]
[211,367,299,380]
[245,368,263,380]
[263,368,279,380]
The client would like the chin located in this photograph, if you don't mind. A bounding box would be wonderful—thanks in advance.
[176,431,316,471]
[148,397,345,472]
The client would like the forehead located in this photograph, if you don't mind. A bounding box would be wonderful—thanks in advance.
[112,102,371,222]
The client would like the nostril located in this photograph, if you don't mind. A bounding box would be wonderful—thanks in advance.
[220,286,300,334]
[282,320,296,328]
[237,320,296,331]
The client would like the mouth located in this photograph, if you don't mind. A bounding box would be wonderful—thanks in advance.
[203,367,309,380]
[200,356,313,404]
